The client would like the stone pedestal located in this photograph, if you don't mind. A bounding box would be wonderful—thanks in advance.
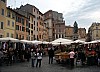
[73,33,78,41]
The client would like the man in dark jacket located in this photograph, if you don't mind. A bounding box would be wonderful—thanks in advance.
[48,48,54,64]
[0,49,3,66]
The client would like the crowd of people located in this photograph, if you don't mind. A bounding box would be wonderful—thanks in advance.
[0,42,31,66]
[68,45,100,67]
[0,41,54,68]
[0,41,100,68]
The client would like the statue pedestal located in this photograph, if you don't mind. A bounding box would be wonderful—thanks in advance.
[73,33,78,41]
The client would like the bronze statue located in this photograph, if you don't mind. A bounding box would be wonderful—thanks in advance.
[73,21,78,34]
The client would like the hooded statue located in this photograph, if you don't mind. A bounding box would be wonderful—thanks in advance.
[73,21,78,33]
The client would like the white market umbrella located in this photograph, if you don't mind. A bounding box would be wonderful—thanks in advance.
[51,38,73,45]
[52,41,73,45]
[86,40,100,44]
[51,38,73,43]
[0,37,20,42]
[31,40,42,44]
[73,40,85,44]
[20,40,32,44]
[42,41,50,44]
[51,38,72,43]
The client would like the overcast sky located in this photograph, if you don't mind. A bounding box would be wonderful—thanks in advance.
[7,0,100,32]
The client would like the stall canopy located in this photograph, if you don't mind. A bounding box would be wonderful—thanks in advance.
[31,40,42,44]
[73,40,85,44]
[42,41,50,44]
[20,40,32,44]
[51,38,73,45]
[0,37,20,42]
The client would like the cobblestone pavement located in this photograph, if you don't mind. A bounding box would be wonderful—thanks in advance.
[0,56,100,72]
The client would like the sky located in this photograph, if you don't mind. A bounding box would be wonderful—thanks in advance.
[7,0,100,33]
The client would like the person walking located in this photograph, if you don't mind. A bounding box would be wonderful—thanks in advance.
[36,50,42,67]
[0,49,3,66]
[97,51,100,66]
[31,49,36,67]
[69,49,75,67]
[48,48,54,64]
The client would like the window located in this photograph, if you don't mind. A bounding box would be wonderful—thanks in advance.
[31,24,33,29]
[59,29,61,32]
[7,11,11,17]
[39,16,40,19]
[21,18,24,25]
[16,16,18,22]
[40,22,41,25]
[26,35,29,40]
[34,15,36,18]
[28,16,30,21]
[37,17,38,20]
[1,8,4,15]
[19,35,21,39]
[26,20,29,27]
[37,28,38,31]
[0,22,4,29]
[20,26,21,31]
[31,37,33,41]
[33,35,35,40]
[1,0,6,3]
[62,34,64,38]
[39,35,41,39]
[97,31,98,33]
[39,28,40,31]
[12,13,15,19]
[16,34,18,39]
[59,34,61,38]
[34,9,35,12]
[18,17,21,23]
[16,25,19,30]
[34,21,35,25]
[59,25,60,27]
[7,33,9,37]
[28,30,30,35]
[37,22,38,26]
[12,21,14,27]
[26,28,29,32]
[7,20,10,26]
[0,35,3,38]
[37,35,38,40]
[22,27,25,31]
[53,24,54,27]
[53,29,54,31]
[31,31,33,34]
[22,35,24,39]
[96,27,98,29]
[34,27,35,30]
[11,34,13,38]
[96,34,98,37]
[56,34,58,38]
[32,17,33,22]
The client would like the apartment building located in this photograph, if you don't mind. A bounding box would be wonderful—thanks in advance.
[44,10,64,41]
[88,22,100,40]
[43,23,49,41]
[65,25,86,40]
[16,4,44,41]
[15,11,29,40]
[5,7,16,38]
[54,22,65,39]
[0,0,7,38]
[65,26,73,39]
[38,11,44,41]
[78,28,86,39]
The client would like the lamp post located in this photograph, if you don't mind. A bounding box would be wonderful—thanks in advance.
[60,42,63,52]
